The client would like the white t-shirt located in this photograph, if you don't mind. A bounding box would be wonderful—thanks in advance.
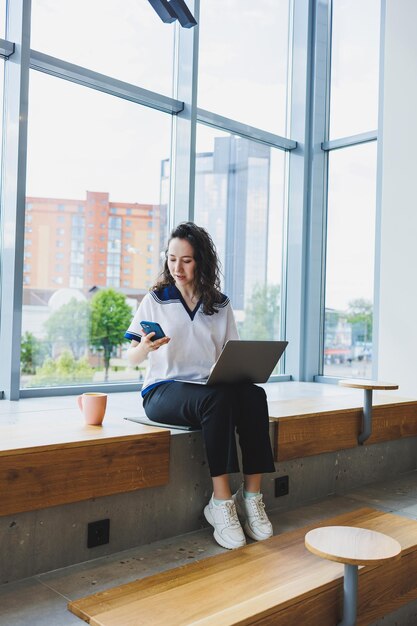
[125,285,239,395]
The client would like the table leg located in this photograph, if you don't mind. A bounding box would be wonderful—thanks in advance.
[358,389,373,445]
[338,563,358,626]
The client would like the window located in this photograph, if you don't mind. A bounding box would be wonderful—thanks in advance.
[329,0,381,139]
[31,0,175,96]
[322,0,381,379]
[194,126,286,349]
[323,143,377,378]
[198,0,290,135]
[21,71,171,389]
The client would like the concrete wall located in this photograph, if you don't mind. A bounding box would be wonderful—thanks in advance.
[1,426,417,584]
[376,0,417,396]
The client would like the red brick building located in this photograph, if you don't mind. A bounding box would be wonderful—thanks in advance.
[23,191,167,298]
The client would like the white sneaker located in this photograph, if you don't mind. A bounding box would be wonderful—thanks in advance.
[204,495,246,550]
[233,485,273,541]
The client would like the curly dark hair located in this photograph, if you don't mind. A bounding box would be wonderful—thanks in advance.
[153,222,222,315]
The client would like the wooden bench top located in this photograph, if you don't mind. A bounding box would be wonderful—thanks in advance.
[267,392,410,422]
[338,379,399,391]
[0,412,168,457]
[68,507,417,626]
[305,525,401,566]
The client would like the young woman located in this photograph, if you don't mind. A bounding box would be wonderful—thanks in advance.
[125,222,276,550]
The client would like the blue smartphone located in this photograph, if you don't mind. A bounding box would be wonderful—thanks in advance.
[140,320,166,341]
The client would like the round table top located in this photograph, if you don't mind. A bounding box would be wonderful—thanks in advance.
[338,379,399,391]
[305,526,402,566]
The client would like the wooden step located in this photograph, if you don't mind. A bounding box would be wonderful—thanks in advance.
[68,507,417,626]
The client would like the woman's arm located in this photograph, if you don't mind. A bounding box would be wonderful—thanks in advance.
[127,334,170,366]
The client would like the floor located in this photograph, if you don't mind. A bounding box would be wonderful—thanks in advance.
[2,470,417,625]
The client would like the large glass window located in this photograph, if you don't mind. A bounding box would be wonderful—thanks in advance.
[21,71,171,389]
[0,0,5,38]
[323,142,377,378]
[30,0,175,96]
[322,0,381,380]
[329,0,381,139]
[198,0,290,135]
[194,125,286,367]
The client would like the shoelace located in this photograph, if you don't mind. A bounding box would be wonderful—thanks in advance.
[249,497,268,522]
[222,501,240,527]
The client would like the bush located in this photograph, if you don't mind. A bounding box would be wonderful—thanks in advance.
[28,350,94,386]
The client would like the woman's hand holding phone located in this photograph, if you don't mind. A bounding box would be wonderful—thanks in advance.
[140,320,170,355]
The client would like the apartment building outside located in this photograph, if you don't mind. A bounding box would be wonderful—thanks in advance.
[23,190,167,301]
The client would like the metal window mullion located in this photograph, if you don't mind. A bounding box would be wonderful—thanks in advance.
[284,0,314,380]
[29,50,184,115]
[0,0,32,400]
[169,0,199,227]
[303,0,332,380]
[285,0,331,381]
[0,37,15,58]
[196,108,297,151]
[322,130,378,151]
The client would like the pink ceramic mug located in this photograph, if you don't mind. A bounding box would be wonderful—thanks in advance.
[77,392,107,425]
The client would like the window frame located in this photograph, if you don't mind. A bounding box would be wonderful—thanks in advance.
[0,0,295,399]
[0,0,383,399]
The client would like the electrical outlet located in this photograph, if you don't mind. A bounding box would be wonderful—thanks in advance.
[87,518,110,548]
[275,475,289,497]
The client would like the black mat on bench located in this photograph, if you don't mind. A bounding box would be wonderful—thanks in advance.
[124,417,199,432]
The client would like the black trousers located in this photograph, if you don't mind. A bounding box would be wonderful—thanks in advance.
[142,382,276,477]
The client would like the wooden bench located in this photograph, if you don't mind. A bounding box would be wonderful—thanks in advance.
[0,415,170,516]
[269,393,417,461]
[129,390,417,463]
[68,507,417,626]
[3,385,417,515]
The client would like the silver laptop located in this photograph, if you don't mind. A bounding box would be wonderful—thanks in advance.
[175,340,288,386]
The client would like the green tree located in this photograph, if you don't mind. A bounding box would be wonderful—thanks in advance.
[20,331,49,374]
[44,298,91,359]
[240,284,280,340]
[90,288,133,381]
[346,298,373,343]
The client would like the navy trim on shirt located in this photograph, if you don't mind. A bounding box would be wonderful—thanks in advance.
[141,380,175,397]
[150,285,228,320]
[124,330,142,342]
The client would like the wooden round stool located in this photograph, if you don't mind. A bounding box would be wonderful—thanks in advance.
[305,525,401,626]
[338,379,399,444]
